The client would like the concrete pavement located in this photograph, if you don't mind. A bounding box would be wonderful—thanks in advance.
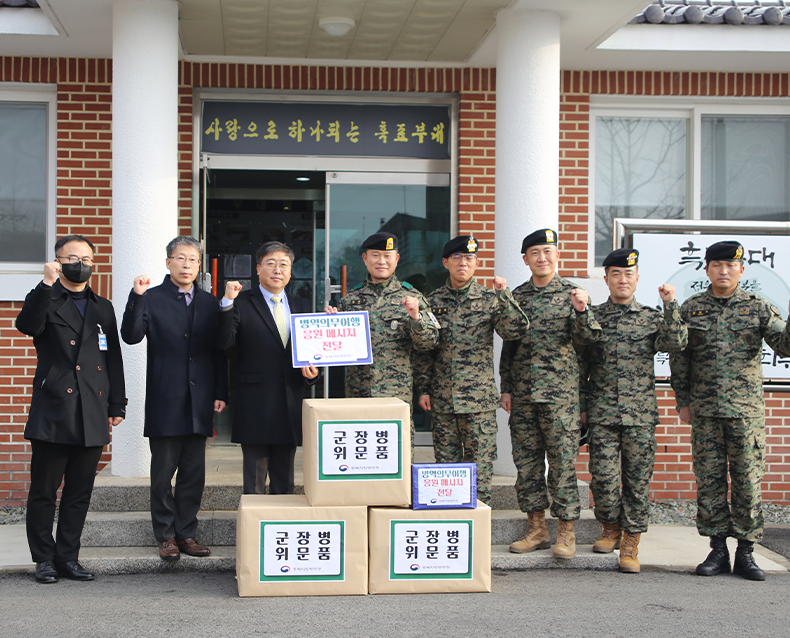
[2,570,789,638]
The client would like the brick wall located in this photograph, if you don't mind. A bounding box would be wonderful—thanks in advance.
[2,58,790,505]
[0,57,114,504]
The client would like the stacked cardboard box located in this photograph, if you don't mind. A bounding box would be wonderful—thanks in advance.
[236,398,491,596]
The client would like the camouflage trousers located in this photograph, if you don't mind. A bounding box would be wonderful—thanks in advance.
[431,410,497,506]
[691,416,765,542]
[509,401,581,520]
[588,423,656,534]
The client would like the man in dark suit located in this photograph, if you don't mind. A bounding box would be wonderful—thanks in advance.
[218,241,319,494]
[121,236,228,561]
[17,234,126,584]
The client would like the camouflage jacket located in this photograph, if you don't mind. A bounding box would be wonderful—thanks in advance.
[414,279,530,414]
[670,286,790,417]
[337,274,439,405]
[499,274,602,404]
[578,297,687,427]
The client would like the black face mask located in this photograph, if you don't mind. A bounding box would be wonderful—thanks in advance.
[61,262,92,284]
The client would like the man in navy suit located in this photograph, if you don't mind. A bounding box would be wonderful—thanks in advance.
[121,236,228,561]
[219,241,318,494]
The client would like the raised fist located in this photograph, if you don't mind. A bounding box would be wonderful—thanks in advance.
[133,275,152,295]
[224,281,243,301]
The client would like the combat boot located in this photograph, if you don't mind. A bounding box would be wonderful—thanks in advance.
[509,510,551,553]
[733,540,766,581]
[553,519,576,559]
[593,521,622,553]
[619,532,641,573]
[695,535,730,576]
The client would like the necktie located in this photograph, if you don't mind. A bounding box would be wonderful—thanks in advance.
[272,295,288,347]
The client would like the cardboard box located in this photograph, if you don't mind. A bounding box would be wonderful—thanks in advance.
[302,398,411,507]
[236,494,368,597]
[368,502,491,594]
[412,463,477,510]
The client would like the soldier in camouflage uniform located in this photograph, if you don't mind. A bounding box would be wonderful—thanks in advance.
[326,232,439,448]
[500,228,602,559]
[414,235,530,505]
[577,248,687,573]
[671,240,790,581]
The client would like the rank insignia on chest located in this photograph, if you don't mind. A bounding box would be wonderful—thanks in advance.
[739,307,752,315]
[433,307,447,315]
[690,309,711,317]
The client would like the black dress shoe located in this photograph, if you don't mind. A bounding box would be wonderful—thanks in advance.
[55,560,95,581]
[35,561,58,584]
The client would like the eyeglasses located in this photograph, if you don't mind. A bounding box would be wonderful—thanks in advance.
[57,255,94,266]
[260,260,292,271]
[170,256,200,267]
[449,254,477,263]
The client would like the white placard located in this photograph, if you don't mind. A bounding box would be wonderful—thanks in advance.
[632,233,790,379]
[318,421,402,479]
[415,466,474,507]
[260,522,343,580]
[291,311,373,367]
[391,522,472,577]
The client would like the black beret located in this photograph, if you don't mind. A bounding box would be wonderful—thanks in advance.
[705,241,744,262]
[361,232,397,252]
[443,235,479,259]
[521,228,558,253]
[602,248,639,268]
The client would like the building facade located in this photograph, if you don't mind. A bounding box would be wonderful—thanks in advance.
[1,0,789,505]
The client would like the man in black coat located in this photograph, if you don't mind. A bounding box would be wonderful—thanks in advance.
[219,241,319,494]
[16,235,126,584]
[121,236,228,561]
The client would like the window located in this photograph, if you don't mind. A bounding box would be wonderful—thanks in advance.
[0,102,48,261]
[0,86,56,300]
[594,116,687,266]
[590,100,790,268]
[701,117,790,222]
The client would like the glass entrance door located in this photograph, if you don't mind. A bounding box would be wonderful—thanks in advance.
[202,168,451,445]
[319,172,451,444]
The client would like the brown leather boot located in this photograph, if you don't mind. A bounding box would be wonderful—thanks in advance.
[509,510,551,554]
[593,521,622,553]
[619,531,641,573]
[553,519,576,559]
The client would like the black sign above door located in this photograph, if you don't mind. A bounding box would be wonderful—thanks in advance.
[201,101,451,159]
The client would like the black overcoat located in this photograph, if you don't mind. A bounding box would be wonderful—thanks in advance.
[217,286,315,446]
[121,276,229,438]
[16,280,126,447]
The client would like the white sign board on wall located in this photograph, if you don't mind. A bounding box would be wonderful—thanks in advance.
[631,233,790,380]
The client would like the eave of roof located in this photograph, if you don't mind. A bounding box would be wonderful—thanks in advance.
[631,0,790,26]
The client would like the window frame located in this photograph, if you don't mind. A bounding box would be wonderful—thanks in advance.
[0,84,57,301]
[588,95,790,275]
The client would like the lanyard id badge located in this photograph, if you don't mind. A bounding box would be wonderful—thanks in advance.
[98,324,107,351]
